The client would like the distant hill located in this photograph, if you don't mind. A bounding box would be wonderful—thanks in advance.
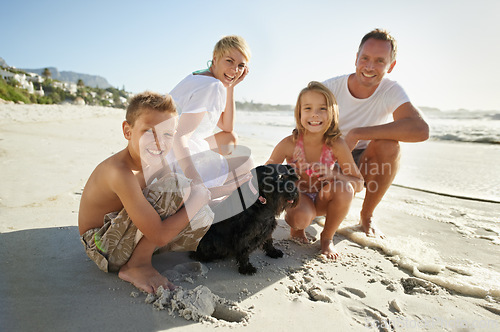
[419,106,441,113]
[0,57,7,67]
[20,66,112,89]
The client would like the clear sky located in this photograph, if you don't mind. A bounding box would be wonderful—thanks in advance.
[2,0,499,111]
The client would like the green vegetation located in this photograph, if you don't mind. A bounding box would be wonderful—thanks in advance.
[0,77,35,104]
[0,68,129,108]
[76,85,128,107]
[35,79,75,104]
[42,68,52,78]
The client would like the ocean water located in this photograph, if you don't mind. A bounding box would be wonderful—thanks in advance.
[235,108,500,203]
[236,107,500,147]
[234,107,500,300]
[425,108,500,145]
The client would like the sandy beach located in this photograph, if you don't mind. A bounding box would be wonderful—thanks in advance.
[1,104,499,331]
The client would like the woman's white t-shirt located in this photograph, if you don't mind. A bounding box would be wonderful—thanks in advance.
[167,74,229,187]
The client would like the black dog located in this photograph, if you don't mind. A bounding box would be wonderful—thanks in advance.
[190,164,299,274]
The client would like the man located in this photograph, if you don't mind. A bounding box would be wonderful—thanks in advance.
[323,28,429,237]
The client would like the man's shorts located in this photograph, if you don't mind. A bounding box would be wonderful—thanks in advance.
[351,148,366,167]
[80,174,213,273]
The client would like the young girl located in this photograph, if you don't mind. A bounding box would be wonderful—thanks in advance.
[266,81,364,259]
[167,35,254,199]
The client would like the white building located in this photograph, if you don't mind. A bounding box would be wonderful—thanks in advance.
[12,73,35,94]
[52,81,64,89]
[34,86,44,96]
[27,72,44,83]
[63,82,77,95]
[0,68,15,80]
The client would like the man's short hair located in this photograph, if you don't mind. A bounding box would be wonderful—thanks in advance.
[126,91,176,126]
[358,28,397,62]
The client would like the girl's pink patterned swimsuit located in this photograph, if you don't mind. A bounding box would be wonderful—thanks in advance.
[291,135,337,201]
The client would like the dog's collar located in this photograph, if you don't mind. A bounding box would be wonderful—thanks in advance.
[258,196,267,204]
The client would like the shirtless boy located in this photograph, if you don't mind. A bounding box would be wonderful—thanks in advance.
[78,91,212,293]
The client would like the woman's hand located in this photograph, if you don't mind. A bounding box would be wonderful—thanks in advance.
[231,66,249,88]
[184,182,211,219]
[208,172,253,199]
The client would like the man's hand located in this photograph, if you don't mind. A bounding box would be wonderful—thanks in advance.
[344,129,360,151]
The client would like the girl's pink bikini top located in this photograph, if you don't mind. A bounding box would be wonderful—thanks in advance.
[291,135,336,176]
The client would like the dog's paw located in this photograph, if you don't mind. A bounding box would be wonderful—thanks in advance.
[265,247,284,259]
[238,264,257,275]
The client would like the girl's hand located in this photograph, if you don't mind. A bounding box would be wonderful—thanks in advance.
[291,162,312,177]
[310,163,337,182]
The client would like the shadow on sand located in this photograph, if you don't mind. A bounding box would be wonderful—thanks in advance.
[0,224,328,330]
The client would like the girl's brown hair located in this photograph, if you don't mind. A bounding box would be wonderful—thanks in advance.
[292,81,341,146]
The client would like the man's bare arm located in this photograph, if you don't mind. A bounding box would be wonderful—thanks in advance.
[344,102,429,150]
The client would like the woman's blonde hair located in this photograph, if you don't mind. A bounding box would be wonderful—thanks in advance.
[292,81,341,146]
[213,35,251,62]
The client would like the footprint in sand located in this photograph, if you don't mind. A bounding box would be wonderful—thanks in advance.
[346,305,395,332]
[341,287,367,298]
[335,287,399,331]
[307,285,332,303]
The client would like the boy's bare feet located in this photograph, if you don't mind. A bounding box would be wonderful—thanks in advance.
[360,216,385,238]
[320,237,339,260]
[119,262,175,294]
[290,228,310,244]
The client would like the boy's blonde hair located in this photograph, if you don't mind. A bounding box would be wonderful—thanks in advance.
[292,81,341,146]
[213,35,251,62]
[126,91,176,126]
[359,28,397,62]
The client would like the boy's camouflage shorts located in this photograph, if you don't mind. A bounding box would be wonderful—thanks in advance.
[80,174,213,272]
